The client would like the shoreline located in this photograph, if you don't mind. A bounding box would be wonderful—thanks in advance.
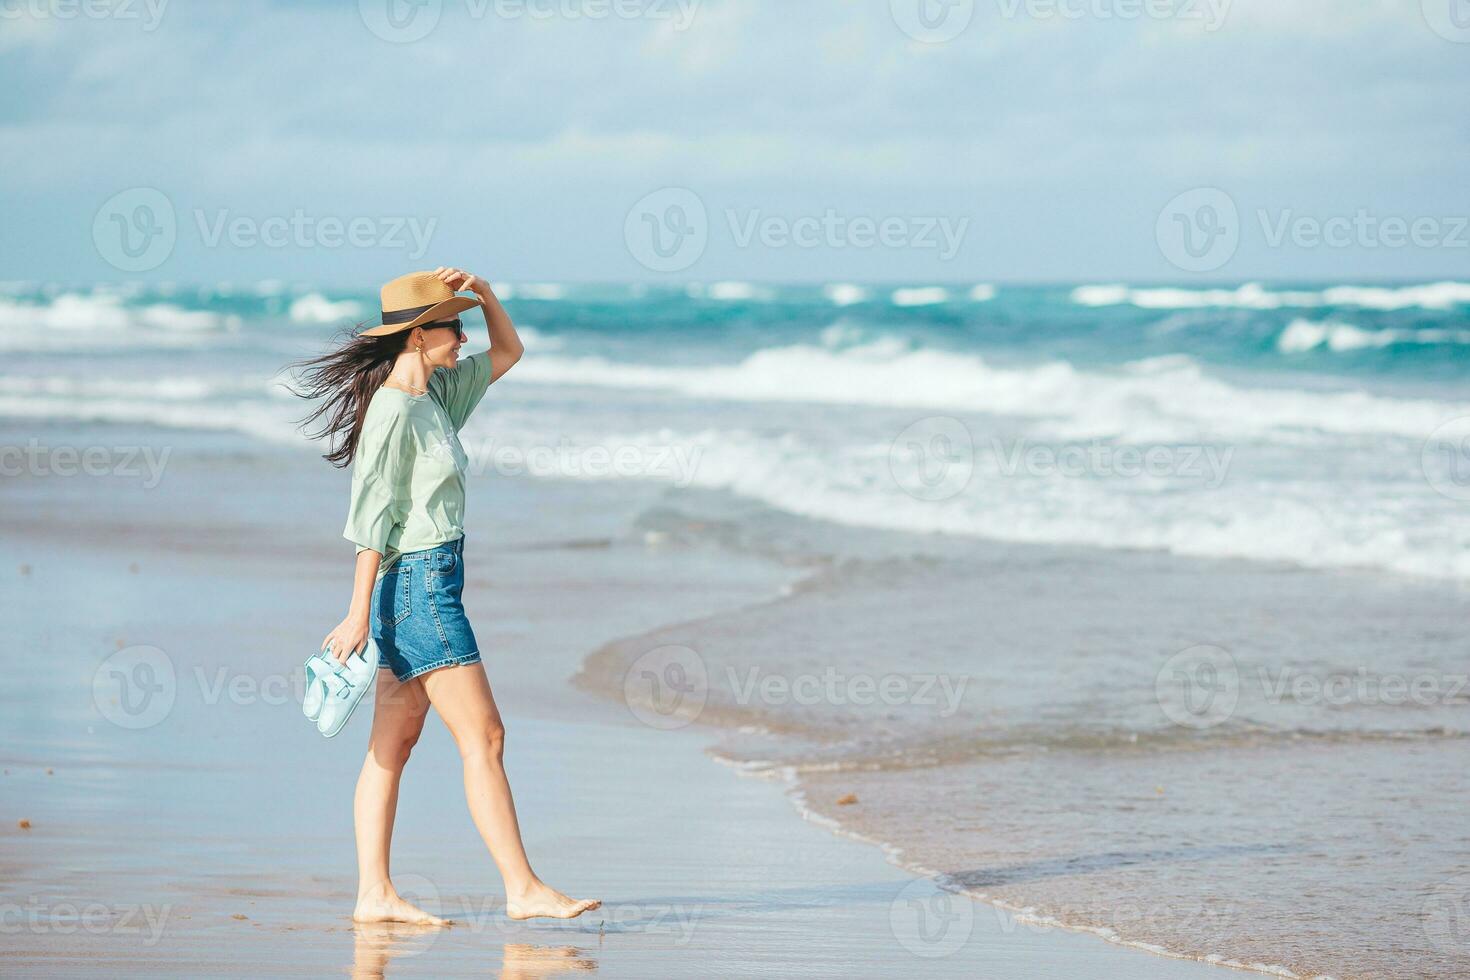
[581,566,1315,980]
[570,489,1470,980]
[774,775,1301,979]
[0,428,1248,978]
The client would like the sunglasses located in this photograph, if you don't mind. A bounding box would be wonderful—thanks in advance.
[426,318,463,332]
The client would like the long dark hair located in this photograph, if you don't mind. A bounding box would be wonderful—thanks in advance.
[290,326,409,468]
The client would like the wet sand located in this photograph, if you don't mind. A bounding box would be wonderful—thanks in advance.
[0,423,1238,977]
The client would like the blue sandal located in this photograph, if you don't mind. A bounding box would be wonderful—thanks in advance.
[303,640,379,738]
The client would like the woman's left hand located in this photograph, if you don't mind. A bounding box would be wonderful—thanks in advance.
[321,614,370,665]
[434,266,490,298]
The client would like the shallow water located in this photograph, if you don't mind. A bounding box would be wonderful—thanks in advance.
[577,502,1470,979]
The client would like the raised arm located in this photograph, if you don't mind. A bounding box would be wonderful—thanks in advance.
[433,266,523,383]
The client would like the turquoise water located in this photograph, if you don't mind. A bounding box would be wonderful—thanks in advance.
[3,278,1469,580]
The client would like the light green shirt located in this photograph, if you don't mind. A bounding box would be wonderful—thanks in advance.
[342,352,495,574]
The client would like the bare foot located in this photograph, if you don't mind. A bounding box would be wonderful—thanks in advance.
[505,881,601,921]
[353,881,451,926]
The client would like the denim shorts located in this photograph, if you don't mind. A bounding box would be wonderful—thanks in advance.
[372,536,481,682]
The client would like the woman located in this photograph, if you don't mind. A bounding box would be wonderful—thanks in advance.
[295,267,599,925]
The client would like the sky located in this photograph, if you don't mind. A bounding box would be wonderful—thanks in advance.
[1,0,1468,285]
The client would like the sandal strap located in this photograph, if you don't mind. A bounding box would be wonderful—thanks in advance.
[306,655,353,698]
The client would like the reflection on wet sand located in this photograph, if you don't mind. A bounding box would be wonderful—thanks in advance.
[351,922,446,979]
[350,924,597,979]
[500,944,598,978]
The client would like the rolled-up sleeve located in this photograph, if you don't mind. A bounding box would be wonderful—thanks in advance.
[342,409,413,554]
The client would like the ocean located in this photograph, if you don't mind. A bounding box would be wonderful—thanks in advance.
[5,278,1469,977]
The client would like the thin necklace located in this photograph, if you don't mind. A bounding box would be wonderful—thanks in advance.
[384,375,427,396]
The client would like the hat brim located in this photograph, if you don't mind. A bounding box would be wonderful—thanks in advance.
[360,295,482,337]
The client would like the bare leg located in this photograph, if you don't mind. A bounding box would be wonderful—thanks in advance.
[421,663,600,920]
[352,671,446,925]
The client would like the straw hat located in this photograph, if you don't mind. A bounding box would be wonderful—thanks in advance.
[360,270,483,337]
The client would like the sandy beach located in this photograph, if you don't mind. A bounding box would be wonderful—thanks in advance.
[8,1,1470,974]
[0,420,1251,978]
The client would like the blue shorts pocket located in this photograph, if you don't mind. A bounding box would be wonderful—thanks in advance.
[374,568,412,630]
[430,550,459,578]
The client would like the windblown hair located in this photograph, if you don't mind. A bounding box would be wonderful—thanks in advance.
[289,326,408,468]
